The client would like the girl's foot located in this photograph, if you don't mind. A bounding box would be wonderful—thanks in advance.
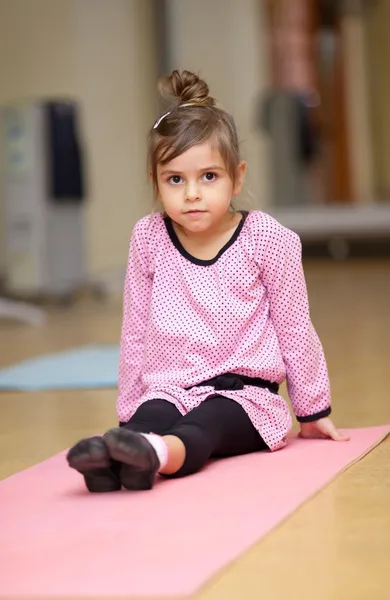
[66,436,121,493]
[103,428,160,491]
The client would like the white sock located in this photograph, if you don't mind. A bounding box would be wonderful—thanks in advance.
[140,433,169,469]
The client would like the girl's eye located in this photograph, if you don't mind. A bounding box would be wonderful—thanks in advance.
[203,172,216,182]
[169,175,183,184]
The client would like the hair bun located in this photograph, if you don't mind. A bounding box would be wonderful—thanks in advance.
[158,69,215,107]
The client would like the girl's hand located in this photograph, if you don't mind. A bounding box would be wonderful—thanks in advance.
[299,417,350,442]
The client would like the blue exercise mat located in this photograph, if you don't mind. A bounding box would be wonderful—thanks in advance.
[0,345,120,391]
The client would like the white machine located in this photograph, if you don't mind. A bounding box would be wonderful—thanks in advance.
[0,99,87,324]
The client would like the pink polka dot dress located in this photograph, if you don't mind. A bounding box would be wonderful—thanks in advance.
[116,210,331,451]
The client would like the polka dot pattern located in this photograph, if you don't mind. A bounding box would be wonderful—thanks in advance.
[117,211,331,451]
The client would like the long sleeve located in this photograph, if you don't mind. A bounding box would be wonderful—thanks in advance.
[116,222,153,422]
[261,225,331,422]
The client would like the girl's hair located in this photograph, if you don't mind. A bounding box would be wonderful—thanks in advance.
[148,70,241,192]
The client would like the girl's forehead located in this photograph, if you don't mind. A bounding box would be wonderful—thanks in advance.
[158,142,225,172]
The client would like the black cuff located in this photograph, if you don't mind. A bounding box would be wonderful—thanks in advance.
[296,406,331,423]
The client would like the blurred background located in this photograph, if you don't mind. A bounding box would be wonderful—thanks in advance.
[0,0,389,324]
[1,3,389,592]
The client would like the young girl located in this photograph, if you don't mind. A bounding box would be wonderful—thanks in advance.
[67,69,349,493]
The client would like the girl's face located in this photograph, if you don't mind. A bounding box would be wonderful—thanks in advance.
[156,141,246,234]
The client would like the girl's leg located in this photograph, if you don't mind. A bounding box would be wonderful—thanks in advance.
[66,399,181,492]
[104,396,268,490]
[120,398,181,433]
[161,395,269,478]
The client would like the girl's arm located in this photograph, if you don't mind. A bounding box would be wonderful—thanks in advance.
[262,226,332,423]
[116,222,153,421]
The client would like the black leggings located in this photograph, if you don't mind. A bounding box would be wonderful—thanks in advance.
[120,396,269,478]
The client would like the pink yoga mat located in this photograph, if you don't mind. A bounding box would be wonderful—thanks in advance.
[1,425,388,598]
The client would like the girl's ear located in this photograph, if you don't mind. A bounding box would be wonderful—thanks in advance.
[232,161,247,196]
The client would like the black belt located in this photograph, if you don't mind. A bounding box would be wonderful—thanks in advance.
[186,373,279,394]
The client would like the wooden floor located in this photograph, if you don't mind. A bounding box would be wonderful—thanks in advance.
[1,259,389,600]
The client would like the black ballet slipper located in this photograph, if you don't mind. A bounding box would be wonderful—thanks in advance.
[66,436,121,493]
[103,428,160,491]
